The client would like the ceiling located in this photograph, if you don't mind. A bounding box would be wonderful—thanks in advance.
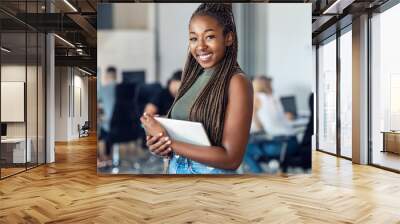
[0,0,394,74]
[311,0,390,43]
[1,0,97,73]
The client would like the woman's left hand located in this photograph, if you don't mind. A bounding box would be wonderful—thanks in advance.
[146,134,172,157]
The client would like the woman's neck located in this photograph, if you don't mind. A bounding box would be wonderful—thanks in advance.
[203,62,220,75]
[204,65,216,73]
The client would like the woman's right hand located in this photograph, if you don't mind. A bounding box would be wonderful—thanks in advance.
[146,133,173,157]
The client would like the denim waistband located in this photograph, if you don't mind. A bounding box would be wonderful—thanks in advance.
[168,154,236,175]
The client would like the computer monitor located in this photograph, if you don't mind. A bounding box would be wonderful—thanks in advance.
[280,96,297,119]
[122,70,145,85]
[1,123,7,137]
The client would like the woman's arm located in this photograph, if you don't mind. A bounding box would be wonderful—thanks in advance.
[143,73,253,170]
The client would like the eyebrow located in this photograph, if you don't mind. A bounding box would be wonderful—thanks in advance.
[190,28,215,35]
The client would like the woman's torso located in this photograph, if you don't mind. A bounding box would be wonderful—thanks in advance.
[170,69,212,120]
[169,68,236,174]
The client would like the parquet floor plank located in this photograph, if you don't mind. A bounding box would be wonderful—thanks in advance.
[0,135,399,223]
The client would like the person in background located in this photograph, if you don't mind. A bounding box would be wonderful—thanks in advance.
[98,66,118,166]
[144,70,182,116]
[244,75,297,173]
[251,76,295,137]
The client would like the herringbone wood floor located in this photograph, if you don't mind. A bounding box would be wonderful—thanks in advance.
[1,136,400,224]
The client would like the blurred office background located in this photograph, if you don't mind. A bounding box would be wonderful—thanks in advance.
[97,3,313,174]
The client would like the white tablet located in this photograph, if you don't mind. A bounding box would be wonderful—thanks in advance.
[154,117,211,146]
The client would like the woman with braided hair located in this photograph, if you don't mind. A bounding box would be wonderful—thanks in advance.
[140,3,253,174]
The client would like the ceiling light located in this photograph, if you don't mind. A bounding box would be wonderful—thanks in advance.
[1,47,11,53]
[78,67,93,76]
[54,34,75,48]
[63,0,78,12]
[322,0,354,15]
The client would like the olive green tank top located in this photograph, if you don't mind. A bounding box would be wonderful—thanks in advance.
[171,68,213,120]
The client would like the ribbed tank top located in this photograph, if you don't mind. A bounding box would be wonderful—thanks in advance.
[170,68,213,120]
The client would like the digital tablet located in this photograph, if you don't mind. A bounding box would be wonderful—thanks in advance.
[154,117,211,146]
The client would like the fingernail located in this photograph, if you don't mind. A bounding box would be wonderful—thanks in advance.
[168,147,172,151]
[167,140,171,144]
[159,133,163,136]
[163,137,169,141]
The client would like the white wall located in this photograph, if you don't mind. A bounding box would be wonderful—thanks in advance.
[101,3,211,85]
[55,67,68,141]
[113,4,150,30]
[72,74,89,138]
[98,31,156,83]
[264,4,313,113]
[1,65,26,81]
[157,3,200,85]
[98,3,156,84]
[55,67,89,141]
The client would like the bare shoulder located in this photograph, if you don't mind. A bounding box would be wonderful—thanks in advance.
[229,72,253,95]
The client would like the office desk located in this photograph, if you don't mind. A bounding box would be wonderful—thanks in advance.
[289,117,309,137]
[382,131,400,155]
[1,138,32,163]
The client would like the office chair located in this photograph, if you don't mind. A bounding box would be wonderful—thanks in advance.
[78,121,90,138]
[248,135,298,173]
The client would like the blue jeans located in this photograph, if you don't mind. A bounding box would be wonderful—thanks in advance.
[168,154,237,174]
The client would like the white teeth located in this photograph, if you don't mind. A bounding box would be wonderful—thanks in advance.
[198,53,212,61]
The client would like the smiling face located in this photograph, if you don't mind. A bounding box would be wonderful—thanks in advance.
[189,15,233,69]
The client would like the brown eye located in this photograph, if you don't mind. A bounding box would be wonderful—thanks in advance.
[190,37,197,42]
[206,35,216,40]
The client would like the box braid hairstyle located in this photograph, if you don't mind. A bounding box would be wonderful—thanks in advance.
[167,3,243,147]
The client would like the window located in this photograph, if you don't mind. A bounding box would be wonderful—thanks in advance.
[0,1,46,179]
[371,3,400,171]
[318,37,337,154]
[339,29,352,158]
